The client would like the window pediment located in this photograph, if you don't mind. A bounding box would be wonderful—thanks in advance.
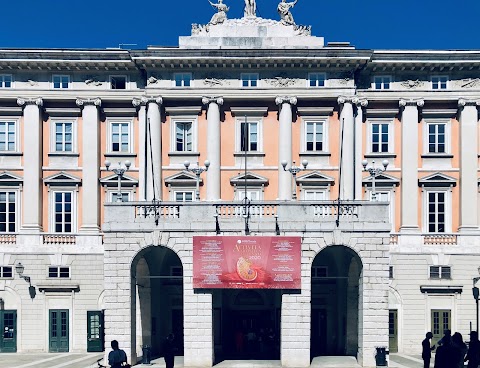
[230,172,269,187]
[0,171,23,186]
[100,173,138,187]
[419,172,456,187]
[165,171,202,187]
[363,173,399,187]
[43,172,81,186]
[296,171,334,187]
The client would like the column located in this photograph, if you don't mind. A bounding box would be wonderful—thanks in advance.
[354,98,368,200]
[76,98,101,233]
[133,98,147,201]
[202,96,224,201]
[458,99,479,232]
[399,99,424,232]
[276,96,297,201]
[17,98,43,232]
[146,97,163,201]
[338,96,355,200]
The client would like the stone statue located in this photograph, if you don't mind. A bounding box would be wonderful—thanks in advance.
[244,0,256,17]
[208,0,229,25]
[277,0,298,25]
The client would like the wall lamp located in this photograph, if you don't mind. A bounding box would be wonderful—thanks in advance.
[281,160,308,200]
[16,262,36,299]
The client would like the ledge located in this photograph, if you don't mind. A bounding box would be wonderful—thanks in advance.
[233,152,266,157]
[0,152,23,157]
[168,151,200,157]
[420,285,462,294]
[104,152,137,158]
[37,284,80,293]
[299,152,331,157]
[421,154,454,159]
[48,152,80,157]
[364,153,397,159]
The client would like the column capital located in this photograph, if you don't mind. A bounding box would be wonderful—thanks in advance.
[275,96,297,106]
[337,96,355,105]
[399,98,424,108]
[352,97,368,108]
[202,96,224,106]
[132,96,163,107]
[458,98,480,108]
[17,98,43,107]
[76,98,101,107]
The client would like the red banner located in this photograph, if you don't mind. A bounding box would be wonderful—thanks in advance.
[193,236,301,289]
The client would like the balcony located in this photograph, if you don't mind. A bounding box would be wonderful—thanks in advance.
[0,233,103,250]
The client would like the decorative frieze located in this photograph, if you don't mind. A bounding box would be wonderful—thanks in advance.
[401,80,425,89]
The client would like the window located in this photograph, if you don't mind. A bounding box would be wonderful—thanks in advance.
[0,266,12,278]
[54,192,73,233]
[174,190,195,202]
[312,266,328,278]
[0,191,16,232]
[371,123,389,153]
[432,76,448,90]
[110,75,127,89]
[175,122,193,152]
[52,75,70,89]
[236,189,261,201]
[389,266,394,279]
[174,73,192,87]
[48,266,70,278]
[429,266,451,279]
[0,75,12,88]
[110,122,131,152]
[427,191,446,233]
[305,122,324,151]
[304,190,327,201]
[109,192,130,203]
[308,73,326,88]
[241,73,259,88]
[373,76,391,90]
[432,310,451,342]
[427,123,446,153]
[240,121,258,151]
[54,122,73,152]
[0,121,16,151]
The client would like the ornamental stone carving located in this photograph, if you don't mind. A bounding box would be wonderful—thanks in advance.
[278,0,298,26]
[204,78,227,87]
[265,77,297,88]
[244,0,256,17]
[17,98,43,107]
[85,77,103,86]
[275,96,297,106]
[458,98,480,107]
[337,96,355,105]
[132,96,163,107]
[399,99,424,108]
[401,80,425,89]
[457,78,480,89]
[76,98,101,107]
[202,97,224,106]
[352,97,368,108]
[27,80,39,86]
[208,0,229,25]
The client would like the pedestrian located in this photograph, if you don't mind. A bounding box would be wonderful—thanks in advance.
[434,334,456,368]
[422,332,435,368]
[465,331,480,368]
[163,333,176,368]
[452,332,468,368]
[108,340,129,368]
[437,329,451,346]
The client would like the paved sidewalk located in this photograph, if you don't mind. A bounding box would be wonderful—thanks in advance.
[0,353,104,368]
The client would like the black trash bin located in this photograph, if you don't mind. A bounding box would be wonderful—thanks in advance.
[142,345,152,365]
[375,346,388,366]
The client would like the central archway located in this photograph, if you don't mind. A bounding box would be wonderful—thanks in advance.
[310,245,362,359]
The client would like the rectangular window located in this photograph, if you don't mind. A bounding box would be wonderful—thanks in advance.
[240,122,258,151]
[304,190,326,201]
[432,76,448,90]
[111,122,130,152]
[174,73,192,87]
[428,123,446,153]
[175,122,193,152]
[305,122,323,151]
[0,121,16,151]
[236,189,261,201]
[429,266,451,279]
[48,266,70,278]
[374,76,391,90]
[109,192,130,203]
[54,122,73,152]
[54,192,73,233]
[110,75,127,90]
[241,73,259,88]
[0,266,12,278]
[308,73,326,88]
[427,192,445,233]
[372,123,389,153]
[0,191,16,233]
[53,75,70,89]
[174,191,194,202]
[0,75,12,88]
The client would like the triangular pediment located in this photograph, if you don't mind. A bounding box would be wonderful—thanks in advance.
[419,172,457,187]
[0,171,23,185]
[44,172,82,186]
[296,171,334,187]
[363,173,400,187]
[100,173,138,187]
[164,171,202,187]
[230,172,269,187]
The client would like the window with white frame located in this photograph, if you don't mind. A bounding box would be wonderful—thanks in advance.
[52,75,70,89]
[241,73,259,88]
[0,121,16,151]
[0,266,12,278]
[53,191,74,233]
[110,122,131,153]
[48,266,70,278]
[429,265,451,279]
[308,73,326,88]
[236,189,262,201]
[174,73,192,87]
[110,75,127,90]
[240,120,259,152]
[305,121,324,152]
[303,189,327,201]
[426,191,446,233]
[0,75,12,88]
[53,121,73,152]
[371,123,390,153]
[427,123,447,153]
[174,190,195,202]
[431,76,448,90]
[175,121,193,152]
[373,76,391,90]
[0,191,17,233]
[108,192,131,203]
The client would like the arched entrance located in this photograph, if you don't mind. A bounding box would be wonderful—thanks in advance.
[310,246,362,359]
[132,246,184,360]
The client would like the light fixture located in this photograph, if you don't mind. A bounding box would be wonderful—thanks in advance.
[184,160,210,201]
[362,159,389,201]
[104,160,131,203]
[281,160,308,200]
[15,262,30,284]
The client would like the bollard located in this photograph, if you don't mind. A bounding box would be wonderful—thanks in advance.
[375,346,388,366]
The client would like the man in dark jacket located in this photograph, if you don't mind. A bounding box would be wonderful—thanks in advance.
[163,333,176,368]
[422,332,435,368]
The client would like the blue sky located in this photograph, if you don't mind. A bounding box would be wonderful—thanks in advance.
[2,0,479,50]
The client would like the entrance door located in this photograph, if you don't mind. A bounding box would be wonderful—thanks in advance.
[311,309,327,358]
[87,311,104,352]
[49,310,69,352]
[0,310,16,352]
[389,310,398,353]
[431,309,451,347]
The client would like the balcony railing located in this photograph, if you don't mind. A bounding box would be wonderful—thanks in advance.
[389,233,459,246]
[423,234,458,245]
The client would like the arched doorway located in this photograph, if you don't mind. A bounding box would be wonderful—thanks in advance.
[132,246,184,360]
[310,246,362,359]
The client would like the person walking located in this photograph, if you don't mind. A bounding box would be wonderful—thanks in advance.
[465,331,480,368]
[452,332,468,368]
[434,334,456,368]
[422,332,435,368]
[108,340,128,368]
[163,333,176,368]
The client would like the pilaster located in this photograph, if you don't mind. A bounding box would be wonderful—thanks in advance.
[354,98,368,201]
[17,98,43,232]
[132,98,148,201]
[144,97,163,201]
[338,96,356,200]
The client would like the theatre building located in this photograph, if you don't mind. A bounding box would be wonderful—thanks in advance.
[0,3,480,367]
